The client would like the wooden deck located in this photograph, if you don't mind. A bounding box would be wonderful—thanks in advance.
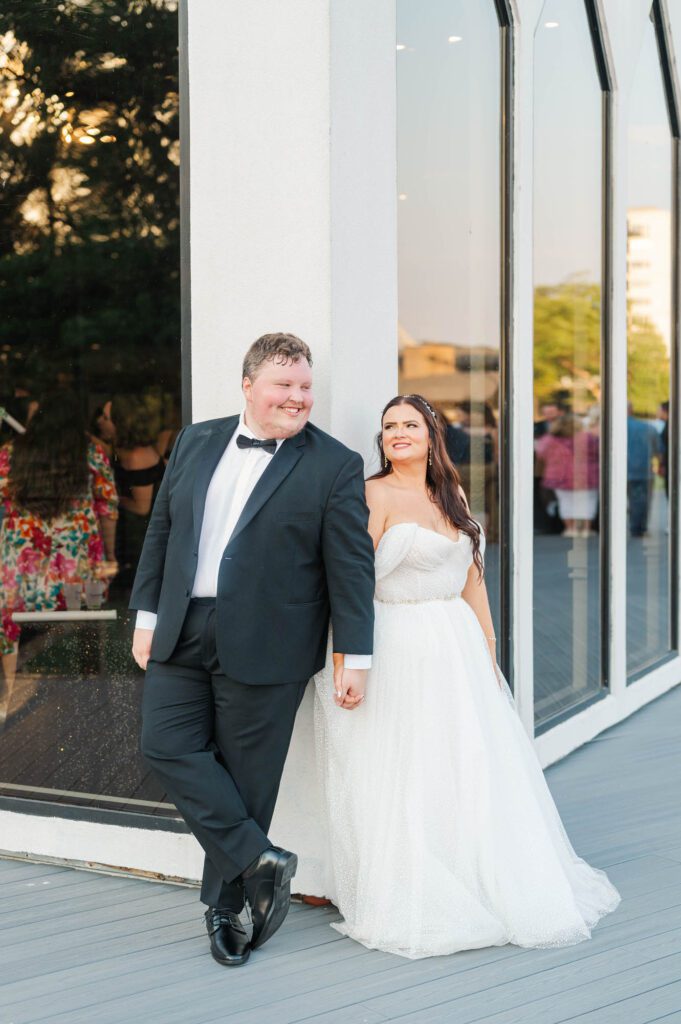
[1,683,681,1023]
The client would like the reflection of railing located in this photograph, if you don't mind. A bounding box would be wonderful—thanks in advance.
[0,406,26,434]
[11,611,117,622]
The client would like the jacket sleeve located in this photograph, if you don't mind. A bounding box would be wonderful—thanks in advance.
[321,451,375,656]
[128,426,187,613]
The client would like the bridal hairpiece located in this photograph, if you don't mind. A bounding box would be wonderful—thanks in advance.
[403,394,437,419]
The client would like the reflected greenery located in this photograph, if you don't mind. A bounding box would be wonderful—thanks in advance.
[0,0,180,398]
[533,281,601,413]
[533,280,669,416]
[0,0,179,816]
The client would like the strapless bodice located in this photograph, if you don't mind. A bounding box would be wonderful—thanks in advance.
[374,522,482,604]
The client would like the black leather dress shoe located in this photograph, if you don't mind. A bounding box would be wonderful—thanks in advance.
[242,846,298,950]
[204,907,251,966]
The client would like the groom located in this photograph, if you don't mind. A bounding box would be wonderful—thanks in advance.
[130,333,375,967]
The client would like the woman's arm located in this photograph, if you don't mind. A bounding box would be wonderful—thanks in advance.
[97,514,117,564]
[458,485,501,685]
[461,561,496,654]
[120,483,154,517]
[461,561,501,689]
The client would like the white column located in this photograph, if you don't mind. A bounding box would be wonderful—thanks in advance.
[187,0,397,894]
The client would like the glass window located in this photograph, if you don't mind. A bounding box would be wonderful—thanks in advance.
[667,2,681,64]
[0,0,181,817]
[396,0,504,638]
[626,5,676,679]
[533,1,605,727]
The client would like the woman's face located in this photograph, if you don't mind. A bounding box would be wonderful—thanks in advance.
[382,403,430,466]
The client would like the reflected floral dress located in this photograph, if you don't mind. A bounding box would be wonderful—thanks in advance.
[0,441,118,654]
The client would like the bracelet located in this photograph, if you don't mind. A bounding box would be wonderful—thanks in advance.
[486,636,496,641]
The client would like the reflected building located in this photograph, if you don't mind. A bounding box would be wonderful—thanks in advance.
[627,207,672,353]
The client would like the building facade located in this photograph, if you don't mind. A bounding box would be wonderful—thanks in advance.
[0,0,679,892]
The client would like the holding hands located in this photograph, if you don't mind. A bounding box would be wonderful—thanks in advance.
[332,653,366,710]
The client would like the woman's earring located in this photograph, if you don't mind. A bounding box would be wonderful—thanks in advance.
[384,453,390,470]
[428,449,433,468]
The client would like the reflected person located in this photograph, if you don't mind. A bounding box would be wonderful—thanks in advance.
[105,393,166,590]
[0,392,118,692]
[627,402,660,538]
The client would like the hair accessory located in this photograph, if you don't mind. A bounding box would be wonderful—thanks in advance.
[403,394,437,419]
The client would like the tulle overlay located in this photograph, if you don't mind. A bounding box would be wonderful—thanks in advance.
[313,523,620,959]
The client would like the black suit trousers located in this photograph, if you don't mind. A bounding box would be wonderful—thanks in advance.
[141,599,308,909]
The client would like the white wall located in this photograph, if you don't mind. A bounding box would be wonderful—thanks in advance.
[187,0,397,460]
[189,0,397,895]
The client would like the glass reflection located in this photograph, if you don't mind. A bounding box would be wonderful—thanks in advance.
[533,0,604,727]
[0,1,181,815]
[626,8,674,678]
[396,0,502,635]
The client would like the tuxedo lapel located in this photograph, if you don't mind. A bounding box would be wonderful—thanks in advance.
[192,416,239,546]
[226,430,306,549]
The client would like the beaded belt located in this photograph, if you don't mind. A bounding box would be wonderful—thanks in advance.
[375,594,461,605]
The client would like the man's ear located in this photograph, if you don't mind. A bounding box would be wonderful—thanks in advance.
[242,376,252,401]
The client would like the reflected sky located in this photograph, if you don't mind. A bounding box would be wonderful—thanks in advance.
[534,0,602,285]
[399,1,678,319]
[397,0,499,347]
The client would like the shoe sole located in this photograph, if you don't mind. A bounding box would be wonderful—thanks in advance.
[250,852,298,950]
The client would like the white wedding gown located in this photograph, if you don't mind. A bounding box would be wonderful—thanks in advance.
[313,523,621,959]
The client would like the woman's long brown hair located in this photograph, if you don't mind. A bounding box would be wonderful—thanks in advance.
[9,391,89,519]
[368,394,484,577]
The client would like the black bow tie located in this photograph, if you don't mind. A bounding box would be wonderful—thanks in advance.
[236,433,277,455]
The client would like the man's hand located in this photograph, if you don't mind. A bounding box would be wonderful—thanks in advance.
[333,655,366,711]
[132,627,154,670]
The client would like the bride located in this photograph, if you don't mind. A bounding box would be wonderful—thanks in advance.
[313,393,620,959]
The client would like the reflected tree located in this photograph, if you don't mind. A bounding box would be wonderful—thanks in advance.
[0,0,180,400]
[533,281,601,413]
[533,280,669,416]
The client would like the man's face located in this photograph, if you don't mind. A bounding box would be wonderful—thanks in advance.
[242,356,313,439]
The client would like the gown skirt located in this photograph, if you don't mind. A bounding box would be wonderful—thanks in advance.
[314,523,621,959]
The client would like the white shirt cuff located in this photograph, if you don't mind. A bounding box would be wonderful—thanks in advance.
[135,610,158,631]
[343,654,372,670]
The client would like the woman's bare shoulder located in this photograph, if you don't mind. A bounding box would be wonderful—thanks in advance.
[365,476,393,500]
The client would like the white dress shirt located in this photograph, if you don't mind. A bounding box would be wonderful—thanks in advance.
[136,411,371,669]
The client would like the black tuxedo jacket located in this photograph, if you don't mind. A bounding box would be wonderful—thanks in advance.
[129,415,375,684]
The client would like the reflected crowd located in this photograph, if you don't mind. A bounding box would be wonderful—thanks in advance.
[532,397,668,540]
[0,385,179,692]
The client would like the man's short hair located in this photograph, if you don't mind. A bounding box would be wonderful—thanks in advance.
[242,333,313,381]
